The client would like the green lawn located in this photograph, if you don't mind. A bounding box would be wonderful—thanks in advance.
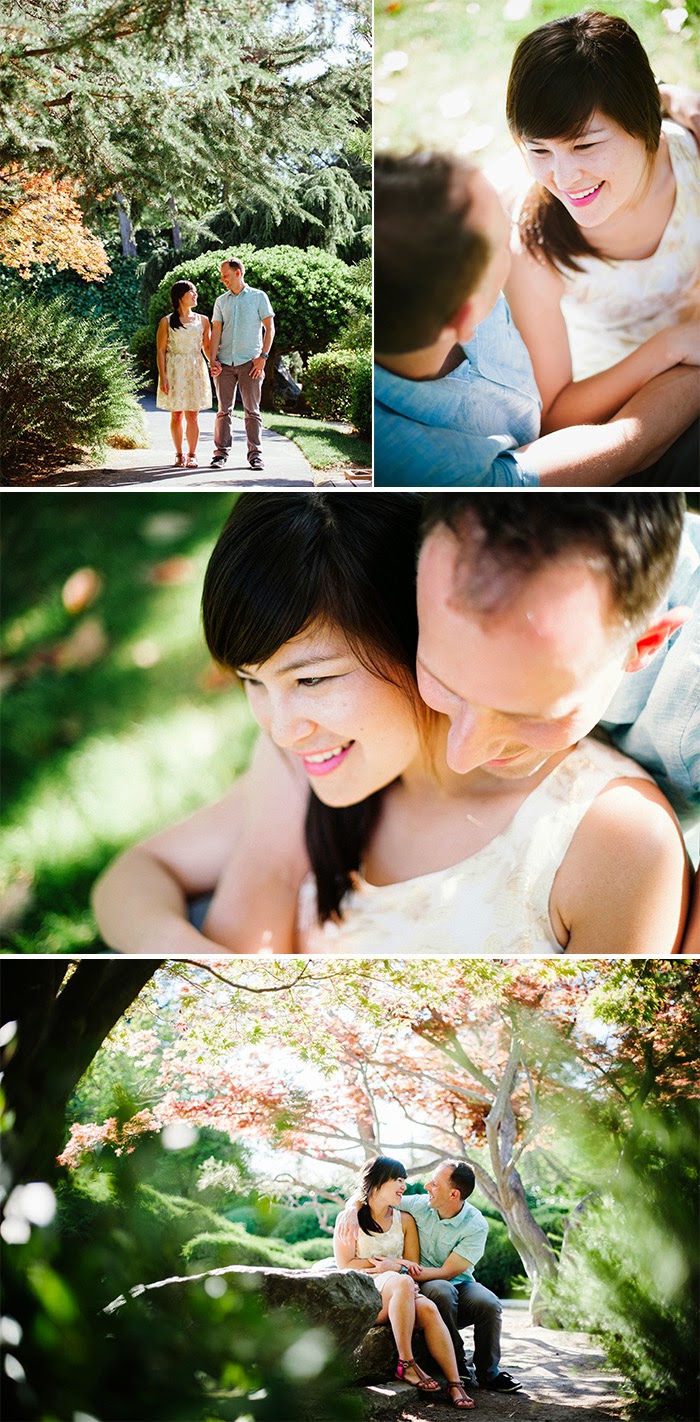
[0,494,256,952]
[259,410,371,472]
[375,0,699,164]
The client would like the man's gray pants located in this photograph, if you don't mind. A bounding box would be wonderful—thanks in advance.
[420,1278,502,1383]
[213,361,262,458]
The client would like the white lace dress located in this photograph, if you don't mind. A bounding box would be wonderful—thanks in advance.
[296,737,653,954]
[355,1209,407,1296]
[156,315,212,411]
[558,123,700,379]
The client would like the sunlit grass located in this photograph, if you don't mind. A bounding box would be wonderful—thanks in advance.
[375,0,699,162]
[261,411,371,471]
[0,493,258,950]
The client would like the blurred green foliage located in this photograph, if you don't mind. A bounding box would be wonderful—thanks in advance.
[554,1100,700,1417]
[0,494,250,950]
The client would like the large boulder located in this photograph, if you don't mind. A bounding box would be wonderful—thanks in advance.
[351,1323,433,1383]
[106,1264,379,1356]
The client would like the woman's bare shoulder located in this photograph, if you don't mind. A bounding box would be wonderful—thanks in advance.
[552,777,690,953]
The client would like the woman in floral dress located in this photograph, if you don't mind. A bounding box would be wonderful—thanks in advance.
[156,280,212,467]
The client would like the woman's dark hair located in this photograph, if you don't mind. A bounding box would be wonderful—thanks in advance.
[169,280,195,329]
[506,11,661,272]
[202,493,428,921]
[357,1155,407,1235]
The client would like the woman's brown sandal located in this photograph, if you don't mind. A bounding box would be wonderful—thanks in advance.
[443,1380,474,1409]
[185,454,198,467]
[395,1358,440,1391]
[174,453,186,467]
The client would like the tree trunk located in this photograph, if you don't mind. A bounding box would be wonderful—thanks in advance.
[168,194,182,252]
[115,191,138,257]
[2,959,159,1187]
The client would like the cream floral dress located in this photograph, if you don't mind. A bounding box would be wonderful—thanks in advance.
[355,1210,407,1296]
[297,737,654,955]
[156,315,212,412]
[559,123,700,379]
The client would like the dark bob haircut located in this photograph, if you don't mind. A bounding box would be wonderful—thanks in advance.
[202,493,427,921]
[168,280,196,330]
[506,11,662,272]
[356,1155,408,1236]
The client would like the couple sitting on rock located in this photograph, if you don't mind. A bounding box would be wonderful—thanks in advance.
[333,1156,521,1408]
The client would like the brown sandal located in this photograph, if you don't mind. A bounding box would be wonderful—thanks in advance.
[174,453,186,467]
[443,1381,474,1409]
[185,454,198,468]
[395,1358,440,1391]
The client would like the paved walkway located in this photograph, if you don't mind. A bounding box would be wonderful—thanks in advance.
[40,396,357,488]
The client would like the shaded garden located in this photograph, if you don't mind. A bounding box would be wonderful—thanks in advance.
[2,957,698,1419]
[0,0,371,480]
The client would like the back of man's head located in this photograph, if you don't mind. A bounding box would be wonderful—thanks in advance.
[375,153,491,355]
[447,1161,476,1200]
[421,493,685,635]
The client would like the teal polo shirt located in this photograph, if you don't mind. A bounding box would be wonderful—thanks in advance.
[400,1194,489,1285]
[212,284,274,365]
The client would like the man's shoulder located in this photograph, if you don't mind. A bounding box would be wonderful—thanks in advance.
[456,1201,488,1233]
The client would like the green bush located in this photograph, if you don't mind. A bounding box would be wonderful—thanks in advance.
[0,256,143,344]
[304,349,363,422]
[270,1202,340,1244]
[350,352,372,438]
[554,1105,700,1417]
[0,293,142,476]
[146,246,367,361]
[182,1225,311,1273]
[473,1218,525,1298]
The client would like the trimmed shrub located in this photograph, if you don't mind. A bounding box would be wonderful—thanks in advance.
[304,349,363,422]
[0,256,143,343]
[182,1225,310,1273]
[145,246,368,363]
[473,1218,525,1298]
[350,352,372,438]
[0,293,143,476]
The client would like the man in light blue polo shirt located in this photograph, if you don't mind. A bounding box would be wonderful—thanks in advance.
[338,1161,521,1393]
[210,258,275,472]
[374,153,699,488]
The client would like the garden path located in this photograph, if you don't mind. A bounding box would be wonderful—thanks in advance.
[46,396,357,488]
[360,1305,634,1422]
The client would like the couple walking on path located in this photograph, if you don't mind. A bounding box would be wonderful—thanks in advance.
[156,257,274,472]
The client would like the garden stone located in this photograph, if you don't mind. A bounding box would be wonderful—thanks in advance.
[351,1322,434,1383]
[105,1264,379,1355]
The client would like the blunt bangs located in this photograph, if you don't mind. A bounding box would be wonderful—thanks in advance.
[202,493,425,696]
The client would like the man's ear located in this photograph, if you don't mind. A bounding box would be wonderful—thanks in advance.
[624,607,692,672]
[445,298,477,346]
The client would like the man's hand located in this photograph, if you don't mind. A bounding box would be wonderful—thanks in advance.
[210,359,222,378]
[335,1205,360,1247]
[251,356,266,380]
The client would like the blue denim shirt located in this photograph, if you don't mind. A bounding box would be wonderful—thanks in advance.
[601,516,700,827]
[374,295,541,487]
[212,284,274,365]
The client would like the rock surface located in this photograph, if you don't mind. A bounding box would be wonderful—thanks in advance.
[106,1264,379,1356]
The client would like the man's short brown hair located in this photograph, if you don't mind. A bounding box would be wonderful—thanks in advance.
[447,1161,476,1200]
[421,493,686,633]
[375,153,491,355]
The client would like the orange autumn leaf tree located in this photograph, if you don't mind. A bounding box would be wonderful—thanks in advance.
[0,167,110,279]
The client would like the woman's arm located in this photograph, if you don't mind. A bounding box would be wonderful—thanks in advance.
[333,1226,376,1273]
[551,779,691,954]
[401,1213,421,1266]
[92,735,310,954]
[156,317,170,393]
[506,239,699,432]
[200,315,211,363]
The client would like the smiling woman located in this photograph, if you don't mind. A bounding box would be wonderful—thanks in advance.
[91,491,694,957]
[504,10,700,434]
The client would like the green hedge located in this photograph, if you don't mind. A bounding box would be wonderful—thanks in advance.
[135,246,368,374]
[0,292,144,476]
[350,353,372,438]
[0,256,143,344]
[304,349,364,422]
